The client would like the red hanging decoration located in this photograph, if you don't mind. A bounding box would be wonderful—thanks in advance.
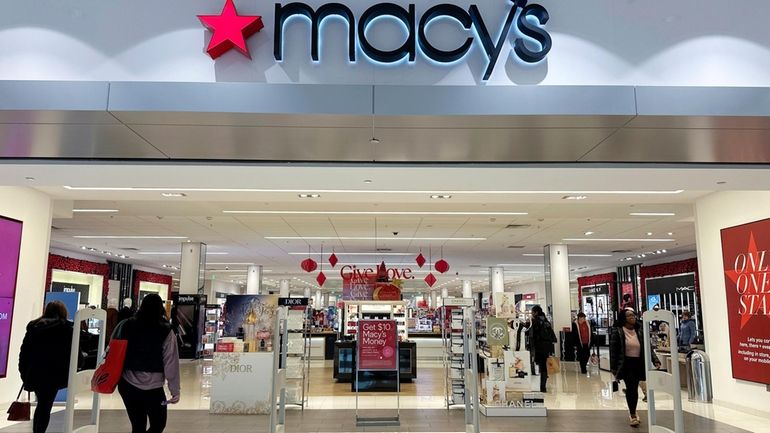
[424,273,437,287]
[301,258,318,273]
[328,252,338,267]
[316,271,327,287]
[435,259,450,274]
[415,252,426,268]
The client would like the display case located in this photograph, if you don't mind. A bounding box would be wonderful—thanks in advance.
[342,301,408,341]
[202,304,221,359]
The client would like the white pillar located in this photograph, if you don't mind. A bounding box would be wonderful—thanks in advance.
[304,288,312,299]
[430,290,438,308]
[545,244,570,357]
[322,293,330,308]
[441,287,449,299]
[462,280,473,298]
[180,242,206,295]
[280,279,290,297]
[246,265,263,295]
[316,290,323,308]
[489,266,504,293]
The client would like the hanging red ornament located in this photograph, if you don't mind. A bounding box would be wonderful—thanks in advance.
[415,252,426,268]
[328,252,338,267]
[435,259,450,274]
[424,273,437,287]
[316,271,327,287]
[301,258,318,273]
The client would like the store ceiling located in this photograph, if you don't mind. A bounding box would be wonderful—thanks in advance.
[2,163,756,295]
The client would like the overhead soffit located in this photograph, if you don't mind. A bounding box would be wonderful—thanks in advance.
[0,82,769,163]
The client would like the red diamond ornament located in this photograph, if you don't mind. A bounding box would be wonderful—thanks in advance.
[328,253,338,267]
[316,271,327,287]
[435,259,450,274]
[301,258,318,273]
[424,273,437,287]
[415,253,426,268]
[198,0,264,59]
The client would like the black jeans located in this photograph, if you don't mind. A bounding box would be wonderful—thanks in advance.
[118,379,168,433]
[33,387,58,433]
[534,352,549,392]
[622,357,643,416]
[576,344,591,373]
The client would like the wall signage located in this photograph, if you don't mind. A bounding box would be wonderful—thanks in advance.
[199,0,551,80]
[358,319,398,370]
[0,216,22,378]
[340,264,414,281]
[720,217,770,386]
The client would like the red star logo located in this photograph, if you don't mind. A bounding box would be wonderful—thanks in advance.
[198,0,264,59]
[724,232,770,329]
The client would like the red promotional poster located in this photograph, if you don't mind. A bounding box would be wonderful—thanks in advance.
[357,320,398,371]
[620,282,635,310]
[720,217,770,385]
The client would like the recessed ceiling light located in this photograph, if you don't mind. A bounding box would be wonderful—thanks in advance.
[584,231,594,236]
[563,238,675,242]
[522,253,545,257]
[370,138,380,145]
[25,177,35,181]
[266,236,485,241]
[667,232,674,236]
[72,209,119,213]
[73,235,188,239]
[629,212,676,216]
[223,210,527,216]
[298,193,321,199]
[364,180,373,184]
[646,232,653,236]
[562,195,588,200]
[161,192,187,198]
[64,186,685,195]
[137,252,228,255]
[287,252,413,256]
[430,194,452,199]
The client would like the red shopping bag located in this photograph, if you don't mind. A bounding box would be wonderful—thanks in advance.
[91,323,128,394]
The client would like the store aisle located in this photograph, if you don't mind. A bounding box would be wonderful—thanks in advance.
[0,360,766,432]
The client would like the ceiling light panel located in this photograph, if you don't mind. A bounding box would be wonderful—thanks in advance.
[563,238,675,242]
[223,210,527,216]
[629,212,676,216]
[72,235,188,239]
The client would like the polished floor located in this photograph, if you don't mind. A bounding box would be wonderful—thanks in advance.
[1,360,767,433]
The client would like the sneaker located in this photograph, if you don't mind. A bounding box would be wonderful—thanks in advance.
[629,415,641,427]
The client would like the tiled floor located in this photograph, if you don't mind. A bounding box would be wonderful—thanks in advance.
[1,360,767,432]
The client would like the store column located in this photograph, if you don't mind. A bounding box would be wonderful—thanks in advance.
[316,290,323,307]
[279,279,290,297]
[544,244,571,357]
[441,287,449,300]
[246,265,263,295]
[489,266,504,293]
[322,293,330,308]
[430,291,438,309]
[694,191,770,412]
[303,288,311,299]
[180,242,206,295]
[462,280,473,298]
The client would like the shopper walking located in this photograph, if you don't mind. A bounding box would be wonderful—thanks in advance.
[118,294,180,433]
[677,311,697,350]
[610,308,661,427]
[571,312,594,374]
[117,297,134,324]
[18,301,74,433]
[528,305,557,393]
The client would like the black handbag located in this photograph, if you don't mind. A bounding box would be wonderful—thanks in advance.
[7,385,30,421]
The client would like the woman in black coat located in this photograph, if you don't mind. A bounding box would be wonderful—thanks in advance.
[610,308,661,427]
[19,301,73,433]
[527,305,557,393]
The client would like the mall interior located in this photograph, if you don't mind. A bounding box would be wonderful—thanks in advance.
[3,0,770,432]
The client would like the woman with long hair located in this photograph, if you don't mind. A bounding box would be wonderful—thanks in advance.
[610,308,661,427]
[527,305,557,393]
[19,301,73,433]
[118,294,180,433]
